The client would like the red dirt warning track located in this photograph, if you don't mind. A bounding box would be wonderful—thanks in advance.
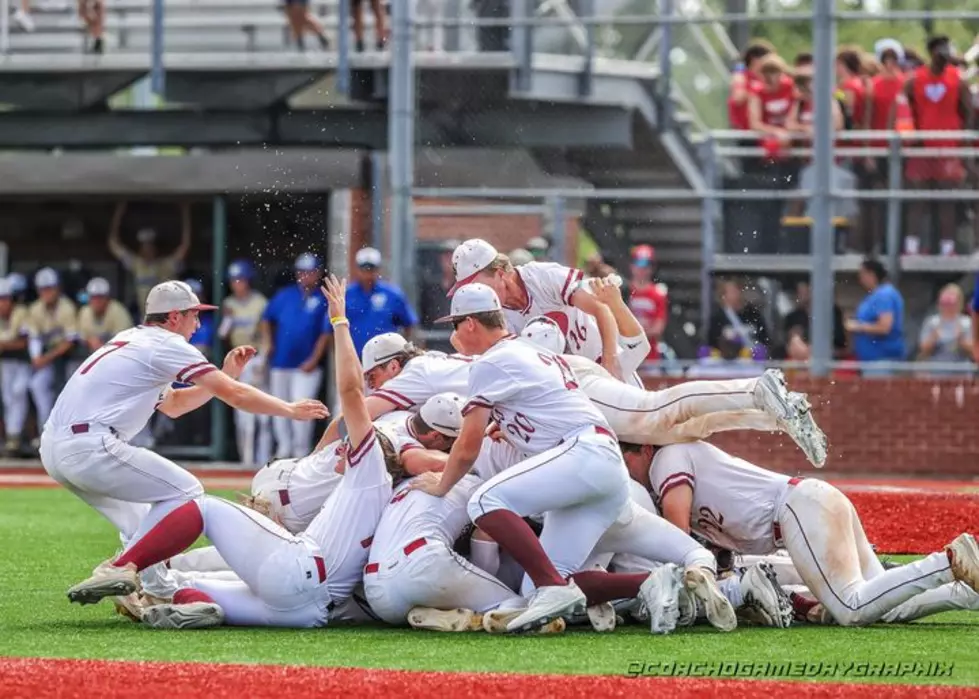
[1,658,976,699]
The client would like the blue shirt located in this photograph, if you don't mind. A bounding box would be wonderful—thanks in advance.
[971,275,979,313]
[324,280,419,356]
[189,313,215,355]
[853,282,905,362]
[262,284,328,369]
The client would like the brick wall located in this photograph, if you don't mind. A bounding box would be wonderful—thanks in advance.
[644,374,979,477]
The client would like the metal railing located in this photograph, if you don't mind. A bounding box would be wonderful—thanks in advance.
[638,358,979,378]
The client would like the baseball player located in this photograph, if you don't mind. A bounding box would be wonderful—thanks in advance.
[641,440,979,626]
[49,280,328,612]
[28,268,79,433]
[408,284,730,634]
[77,278,134,354]
[0,278,31,456]
[219,260,271,465]
[449,239,626,380]
[92,275,399,629]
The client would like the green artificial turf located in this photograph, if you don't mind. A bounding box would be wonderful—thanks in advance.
[0,488,975,685]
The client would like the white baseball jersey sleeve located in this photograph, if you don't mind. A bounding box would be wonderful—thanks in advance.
[648,441,792,555]
[464,337,610,455]
[373,410,424,457]
[46,325,217,441]
[372,352,472,410]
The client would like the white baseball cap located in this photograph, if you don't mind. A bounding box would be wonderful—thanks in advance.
[435,283,503,323]
[145,280,218,315]
[295,253,321,272]
[35,267,59,289]
[420,392,464,438]
[0,278,11,298]
[520,315,566,354]
[7,273,26,294]
[448,239,499,296]
[361,332,410,373]
[526,236,549,252]
[355,247,383,269]
[86,277,111,297]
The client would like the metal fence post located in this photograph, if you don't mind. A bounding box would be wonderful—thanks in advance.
[658,0,675,130]
[510,0,532,93]
[150,0,165,96]
[388,0,417,303]
[808,0,835,377]
[1,0,9,56]
[337,0,351,96]
[885,134,903,280]
[578,0,595,97]
[548,195,567,264]
[210,196,228,462]
[700,136,718,343]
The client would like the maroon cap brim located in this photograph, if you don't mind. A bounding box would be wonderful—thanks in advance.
[447,271,482,297]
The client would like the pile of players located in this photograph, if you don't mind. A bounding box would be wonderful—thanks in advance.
[51,239,979,634]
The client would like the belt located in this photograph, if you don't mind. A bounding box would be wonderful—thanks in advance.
[772,477,804,546]
[562,425,615,445]
[364,537,428,575]
[313,555,326,583]
[69,423,117,437]
[278,489,291,507]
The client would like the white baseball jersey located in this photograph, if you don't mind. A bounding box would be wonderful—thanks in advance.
[368,473,482,564]
[374,410,424,457]
[46,325,217,441]
[464,336,611,455]
[279,446,344,522]
[372,352,472,410]
[648,441,792,555]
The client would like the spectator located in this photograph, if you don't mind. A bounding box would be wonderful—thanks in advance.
[324,247,418,359]
[793,52,813,70]
[917,283,972,366]
[12,1,34,32]
[748,54,795,145]
[707,279,771,356]
[260,252,329,459]
[27,268,78,441]
[419,239,457,325]
[283,0,330,52]
[108,202,192,315]
[626,245,667,366]
[7,273,28,305]
[837,47,874,246]
[688,330,766,379]
[508,248,533,267]
[846,258,905,371]
[184,279,215,357]
[351,0,388,52]
[904,35,975,256]
[728,40,774,131]
[416,0,445,52]
[78,0,106,54]
[0,278,31,457]
[783,280,847,361]
[526,236,551,262]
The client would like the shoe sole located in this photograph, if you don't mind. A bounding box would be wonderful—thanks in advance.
[758,562,794,628]
[586,604,616,632]
[112,596,144,622]
[756,370,792,421]
[948,534,979,593]
[740,565,785,628]
[685,568,737,632]
[642,566,681,635]
[507,598,585,634]
[483,610,521,634]
[67,578,137,606]
[143,603,224,630]
[407,607,482,632]
[787,397,828,468]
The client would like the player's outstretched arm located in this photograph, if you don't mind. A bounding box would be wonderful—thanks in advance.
[321,275,373,449]
[159,346,258,418]
[194,366,328,420]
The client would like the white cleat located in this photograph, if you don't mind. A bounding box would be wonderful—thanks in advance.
[112,592,147,622]
[783,393,828,468]
[638,564,681,635]
[142,602,224,630]
[585,602,616,632]
[676,585,698,627]
[946,533,979,593]
[482,609,565,635]
[738,563,793,628]
[67,561,140,606]
[505,582,586,633]
[753,369,794,422]
[407,607,483,632]
[684,566,737,632]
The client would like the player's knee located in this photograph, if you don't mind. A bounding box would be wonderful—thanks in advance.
[467,491,501,522]
[827,605,866,627]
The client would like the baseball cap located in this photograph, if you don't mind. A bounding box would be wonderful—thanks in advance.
[7,273,27,295]
[526,236,549,252]
[361,332,410,373]
[227,259,254,281]
[295,253,321,272]
[520,315,566,354]
[874,38,905,64]
[448,239,498,296]
[86,277,111,297]
[145,280,218,315]
[0,278,11,298]
[355,247,383,269]
[435,283,502,323]
[631,244,656,267]
[420,392,464,438]
[35,267,59,289]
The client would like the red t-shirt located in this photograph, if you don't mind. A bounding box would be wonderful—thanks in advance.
[757,75,796,128]
[728,70,763,130]
[841,75,870,128]
[628,282,668,361]
[911,65,963,146]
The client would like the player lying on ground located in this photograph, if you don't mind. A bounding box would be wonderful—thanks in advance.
[636,440,979,626]
[65,276,403,629]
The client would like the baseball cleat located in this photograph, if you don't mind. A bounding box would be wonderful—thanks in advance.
[113,592,147,622]
[784,393,828,468]
[738,563,793,628]
[407,607,483,632]
[142,602,225,630]
[482,609,565,635]
[946,533,979,593]
[585,602,616,632]
[684,566,737,632]
[753,369,794,422]
[67,561,140,606]
[638,563,681,635]
[505,582,586,633]
[676,584,698,627]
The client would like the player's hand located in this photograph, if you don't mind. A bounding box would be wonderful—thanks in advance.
[485,421,505,442]
[288,399,330,421]
[321,274,347,320]
[588,276,623,308]
[223,345,256,380]
[601,354,624,381]
[408,470,448,497]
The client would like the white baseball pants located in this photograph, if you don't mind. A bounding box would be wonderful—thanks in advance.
[468,429,630,581]
[181,496,332,627]
[779,479,955,626]
[39,426,204,598]
[29,364,57,427]
[364,539,521,624]
[0,359,31,437]
[269,367,322,458]
[234,359,272,465]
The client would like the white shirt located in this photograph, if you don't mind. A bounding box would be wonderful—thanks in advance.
[284,447,344,523]
[373,410,424,457]
[46,325,217,441]
[648,441,792,555]
[367,473,482,564]
[464,336,610,455]
[372,352,473,410]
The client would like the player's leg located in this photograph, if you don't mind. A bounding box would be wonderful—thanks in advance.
[166,546,230,573]
[781,480,958,626]
[881,583,979,623]
[0,360,31,448]
[656,410,777,444]
[290,367,322,457]
[268,368,293,458]
[28,363,57,425]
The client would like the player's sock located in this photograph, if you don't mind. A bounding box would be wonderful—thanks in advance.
[474,510,565,588]
[173,588,217,606]
[469,538,501,576]
[790,591,819,619]
[569,570,647,605]
[114,502,204,571]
